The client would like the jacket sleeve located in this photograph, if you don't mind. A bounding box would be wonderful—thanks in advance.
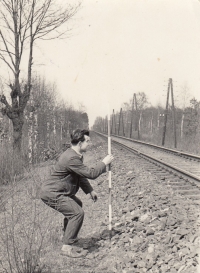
[67,155,107,179]
[79,177,94,194]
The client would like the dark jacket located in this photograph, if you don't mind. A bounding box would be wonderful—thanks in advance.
[40,148,106,200]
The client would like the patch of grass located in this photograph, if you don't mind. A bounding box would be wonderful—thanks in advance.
[0,168,62,273]
[0,141,29,186]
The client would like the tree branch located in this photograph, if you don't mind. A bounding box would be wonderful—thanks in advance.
[1,35,15,50]
[33,0,51,38]
[0,11,14,33]
[21,84,32,110]
[38,30,70,40]
[0,49,16,56]
[0,30,15,68]
[1,1,13,14]
[33,1,80,40]
[0,54,15,74]
[17,6,31,62]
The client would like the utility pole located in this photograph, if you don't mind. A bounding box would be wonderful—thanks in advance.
[162,78,177,148]
[171,79,177,148]
[118,108,124,136]
[121,109,125,136]
[162,80,170,146]
[114,110,117,135]
[130,94,135,138]
[102,118,104,133]
[134,93,140,140]
[107,106,112,240]
[118,109,121,135]
[111,109,116,135]
[111,110,114,134]
[130,93,139,139]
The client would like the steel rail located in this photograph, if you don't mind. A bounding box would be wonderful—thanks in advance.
[112,140,200,183]
[94,131,200,184]
[110,134,200,161]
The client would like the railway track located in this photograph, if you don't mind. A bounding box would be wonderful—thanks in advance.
[1,132,200,208]
[112,134,200,162]
[94,131,200,204]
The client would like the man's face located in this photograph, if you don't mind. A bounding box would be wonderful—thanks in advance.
[79,135,91,152]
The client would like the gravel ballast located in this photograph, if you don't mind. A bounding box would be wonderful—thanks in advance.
[0,133,200,273]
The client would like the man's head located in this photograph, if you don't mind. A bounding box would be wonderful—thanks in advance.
[70,129,90,153]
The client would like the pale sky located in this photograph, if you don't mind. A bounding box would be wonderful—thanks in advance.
[1,0,200,127]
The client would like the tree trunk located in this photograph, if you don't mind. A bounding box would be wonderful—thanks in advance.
[53,114,56,140]
[60,112,63,142]
[46,120,50,146]
[8,119,12,142]
[33,111,38,163]
[157,110,160,129]
[12,114,24,154]
[181,113,184,139]
[28,110,33,164]
[138,111,142,139]
[61,123,63,142]
[197,106,200,136]
[150,112,153,133]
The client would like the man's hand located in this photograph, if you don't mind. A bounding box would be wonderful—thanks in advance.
[102,154,114,165]
[90,191,98,202]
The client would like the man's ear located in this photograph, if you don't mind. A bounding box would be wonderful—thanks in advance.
[78,141,82,147]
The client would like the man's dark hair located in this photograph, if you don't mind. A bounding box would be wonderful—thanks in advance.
[70,129,89,145]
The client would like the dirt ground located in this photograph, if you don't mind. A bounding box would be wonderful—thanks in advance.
[0,133,200,273]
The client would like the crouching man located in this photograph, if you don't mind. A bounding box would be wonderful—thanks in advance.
[40,129,114,258]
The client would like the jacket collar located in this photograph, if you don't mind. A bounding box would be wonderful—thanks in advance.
[71,147,83,159]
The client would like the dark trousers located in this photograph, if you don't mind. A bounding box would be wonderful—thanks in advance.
[41,195,84,245]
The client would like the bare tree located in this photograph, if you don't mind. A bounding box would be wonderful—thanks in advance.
[178,83,191,139]
[136,92,149,110]
[0,0,80,153]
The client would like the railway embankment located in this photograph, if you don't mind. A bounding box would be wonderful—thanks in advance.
[0,132,199,273]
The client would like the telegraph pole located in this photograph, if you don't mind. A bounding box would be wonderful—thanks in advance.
[118,108,122,135]
[162,78,177,148]
[111,109,114,134]
[134,93,140,140]
[121,109,125,136]
[107,106,112,240]
[171,79,177,148]
[130,94,135,138]
[162,79,170,146]
[114,110,117,135]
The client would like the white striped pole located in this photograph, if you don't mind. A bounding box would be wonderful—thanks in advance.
[107,106,112,240]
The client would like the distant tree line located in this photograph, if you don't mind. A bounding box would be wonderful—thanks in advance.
[92,92,200,154]
[0,75,89,164]
[0,0,80,158]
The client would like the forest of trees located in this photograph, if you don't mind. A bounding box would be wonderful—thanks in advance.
[0,0,200,181]
[0,75,89,163]
[0,75,88,183]
[0,0,87,182]
[92,92,200,154]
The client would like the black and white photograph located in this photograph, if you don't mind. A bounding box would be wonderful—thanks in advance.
[0,0,200,272]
